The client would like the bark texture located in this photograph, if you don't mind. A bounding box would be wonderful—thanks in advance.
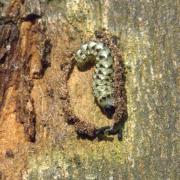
[0,0,179,179]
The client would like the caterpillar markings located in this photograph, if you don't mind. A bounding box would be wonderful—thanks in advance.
[75,41,115,116]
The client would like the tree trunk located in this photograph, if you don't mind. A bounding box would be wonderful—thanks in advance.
[0,0,179,179]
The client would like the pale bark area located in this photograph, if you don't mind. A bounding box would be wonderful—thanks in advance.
[0,0,179,179]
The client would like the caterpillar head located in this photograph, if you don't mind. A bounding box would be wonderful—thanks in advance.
[98,94,115,117]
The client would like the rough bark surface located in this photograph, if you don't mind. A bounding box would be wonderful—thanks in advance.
[0,0,179,179]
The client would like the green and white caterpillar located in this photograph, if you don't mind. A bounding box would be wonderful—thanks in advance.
[75,41,115,116]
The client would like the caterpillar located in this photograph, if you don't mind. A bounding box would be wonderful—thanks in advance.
[60,31,127,140]
[75,41,115,117]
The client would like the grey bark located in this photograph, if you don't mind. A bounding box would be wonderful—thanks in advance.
[0,0,179,179]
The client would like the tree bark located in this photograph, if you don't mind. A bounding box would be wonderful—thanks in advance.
[0,0,179,179]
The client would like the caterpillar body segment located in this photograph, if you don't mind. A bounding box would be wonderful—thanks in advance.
[75,41,115,116]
